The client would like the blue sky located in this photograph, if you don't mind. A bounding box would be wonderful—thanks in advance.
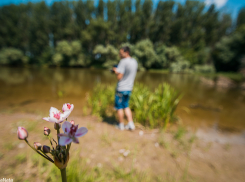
[0,0,244,19]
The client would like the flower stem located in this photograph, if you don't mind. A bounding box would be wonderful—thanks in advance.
[57,128,60,145]
[48,136,54,149]
[25,139,54,163]
[60,168,67,182]
[66,143,71,153]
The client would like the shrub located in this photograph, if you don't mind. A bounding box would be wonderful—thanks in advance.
[93,44,119,69]
[0,48,28,65]
[170,61,191,73]
[193,64,215,73]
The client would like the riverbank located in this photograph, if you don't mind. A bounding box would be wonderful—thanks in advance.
[148,69,244,83]
[1,111,244,181]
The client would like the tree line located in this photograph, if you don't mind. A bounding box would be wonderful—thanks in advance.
[0,0,244,72]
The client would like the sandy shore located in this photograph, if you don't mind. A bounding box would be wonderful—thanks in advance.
[0,112,245,181]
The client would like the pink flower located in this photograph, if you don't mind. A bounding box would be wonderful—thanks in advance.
[44,127,50,135]
[34,142,42,150]
[43,107,71,123]
[58,121,88,146]
[17,127,28,140]
[62,103,74,113]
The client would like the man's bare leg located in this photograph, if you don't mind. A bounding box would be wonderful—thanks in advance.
[117,109,124,130]
[124,107,135,130]
[124,107,133,122]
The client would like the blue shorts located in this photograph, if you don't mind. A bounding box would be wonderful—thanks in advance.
[114,91,131,110]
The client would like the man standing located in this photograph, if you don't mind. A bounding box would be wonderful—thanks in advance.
[113,46,138,130]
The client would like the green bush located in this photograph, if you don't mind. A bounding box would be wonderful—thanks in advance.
[193,64,215,73]
[134,39,159,69]
[93,44,119,68]
[0,48,28,65]
[88,83,181,128]
[170,61,191,73]
[52,40,89,66]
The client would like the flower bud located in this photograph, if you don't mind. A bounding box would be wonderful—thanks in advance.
[58,153,63,159]
[17,127,28,140]
[54,123,61,130]
[42,145,51,153]
[34,142,42,150]
[70,120,75,125]
[44,127,50,136]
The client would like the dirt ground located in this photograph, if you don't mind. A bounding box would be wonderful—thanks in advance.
[0,112,245,182]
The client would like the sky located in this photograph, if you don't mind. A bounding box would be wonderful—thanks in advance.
[0,0,244,19]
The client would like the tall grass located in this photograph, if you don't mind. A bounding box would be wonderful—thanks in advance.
[88,83,182,128]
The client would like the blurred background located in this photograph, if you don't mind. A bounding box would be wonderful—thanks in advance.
[0,0,245,181]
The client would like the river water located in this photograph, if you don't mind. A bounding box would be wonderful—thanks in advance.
[0,67,244,133]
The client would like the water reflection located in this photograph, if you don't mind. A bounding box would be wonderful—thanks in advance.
[0,67,244,132]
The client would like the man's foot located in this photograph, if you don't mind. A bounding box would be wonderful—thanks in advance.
[125,121,135,130]
[116,123,124,130]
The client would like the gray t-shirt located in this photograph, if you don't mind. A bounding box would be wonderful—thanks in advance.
[116,57,138,91]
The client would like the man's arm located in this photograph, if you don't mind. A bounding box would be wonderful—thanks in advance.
[113,67,123,80]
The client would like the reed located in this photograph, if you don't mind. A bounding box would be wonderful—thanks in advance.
[88,83,182,128]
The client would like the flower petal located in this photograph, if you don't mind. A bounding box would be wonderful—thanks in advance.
[17,127,28,140]
[75,127,88,137]
[72,137,79,144]
[42,117,50,122]
[59,136,73,146]
[62,103,74,112]
[61,110,71,121]
[49,107,59,117]
[56,119,64,123]
[62,121,72,134]
[49,117,58,123]
[70,104,74,111]
[58,133,68,137]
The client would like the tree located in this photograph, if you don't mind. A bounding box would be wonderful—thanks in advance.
[212,26,245,72]
[97,0,104,18]
[237,7,245,28]
[150,0,175,44]
[50,1,75,45]
[29,2,50,63]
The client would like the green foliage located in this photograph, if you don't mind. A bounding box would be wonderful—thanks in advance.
[134,39,159,69]
[0,0,239,72]
[88,84,115,117]
[88,83,181,128]
[93,44,119,68]
[170,61,191,73]
[0,48,28,65]
[237,7,245,28]
[194,65,215,73]
[52,40,89,66]
[212,25,245,72]
[130,83,181,128]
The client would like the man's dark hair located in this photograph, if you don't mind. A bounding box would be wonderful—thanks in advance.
[120,46,130,55]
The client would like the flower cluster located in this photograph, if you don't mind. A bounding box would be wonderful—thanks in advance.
[17,103,88,172]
